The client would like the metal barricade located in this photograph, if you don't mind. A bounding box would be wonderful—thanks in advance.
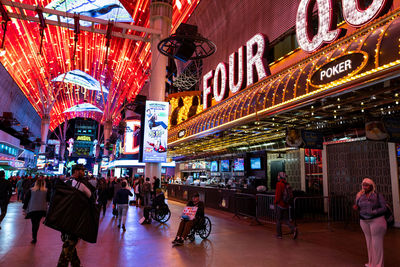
[234,193,257,219]
[293,195,357,227]
[255,194,276,224]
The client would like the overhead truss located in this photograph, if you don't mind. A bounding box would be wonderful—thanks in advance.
[0,0,161,42]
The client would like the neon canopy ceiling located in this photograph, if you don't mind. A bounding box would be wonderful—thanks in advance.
[0,0,199,131]
[63,103,103,113]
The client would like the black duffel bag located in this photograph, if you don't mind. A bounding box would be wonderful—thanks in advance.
[44,180,100,243]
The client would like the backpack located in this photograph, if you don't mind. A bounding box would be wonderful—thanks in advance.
[143,182,151,193]
[384,202,394,227]
[282,181,294,205]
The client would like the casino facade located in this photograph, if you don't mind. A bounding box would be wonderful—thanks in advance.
[166,0,400,226]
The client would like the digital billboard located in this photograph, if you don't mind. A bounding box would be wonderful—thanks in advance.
[124,120,141,154]
[250,158,262,170]
[63,103,103,113]
[233,158,245,171]
[53,70,109,93]
[210,161,218,172]
[220,160,230,172]
[142,101,169,163]
[44,0,134,27]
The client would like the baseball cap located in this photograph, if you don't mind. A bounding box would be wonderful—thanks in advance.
[277,172,287,179]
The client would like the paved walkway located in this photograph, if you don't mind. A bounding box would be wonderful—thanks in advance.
[0,198,400,267]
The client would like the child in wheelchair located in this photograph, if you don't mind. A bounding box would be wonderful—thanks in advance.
[172,192,205,245]
[142,188,166,224]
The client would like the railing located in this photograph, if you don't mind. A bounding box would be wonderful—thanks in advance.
[293,196,357,226]
[255,194,276,224]
[234,193,257,219]
[233,193,357,227]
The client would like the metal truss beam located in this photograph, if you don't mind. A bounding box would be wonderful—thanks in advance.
[0,0,161,42]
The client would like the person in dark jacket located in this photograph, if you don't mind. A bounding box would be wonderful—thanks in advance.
[274,172,297,239]
[172,192,205,245]
[0,170,12,230]
[57,164,93,267]
[23,179,49,243]
[142,188,166,224]
[22,177,33,202]
[97,178,108,216]
[112,179,122,218]
[114,181,133,231]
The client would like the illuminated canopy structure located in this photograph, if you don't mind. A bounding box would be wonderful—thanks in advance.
[63,103,104,113]
[52,70,109,94]
[0,0,199,131]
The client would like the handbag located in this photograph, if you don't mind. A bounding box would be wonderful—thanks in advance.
[112,205,118,216]
[44,180,100,243]
[384,203,394,227]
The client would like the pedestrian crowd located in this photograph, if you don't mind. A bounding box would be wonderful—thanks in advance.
[0,168,393,267]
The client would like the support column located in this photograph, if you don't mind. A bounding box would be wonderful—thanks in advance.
[300,148,306,191]
[388,143,400,227]
[39,114,50,154]
[103,119,113,156]
[146,0,172,181]
[322,144,329,213]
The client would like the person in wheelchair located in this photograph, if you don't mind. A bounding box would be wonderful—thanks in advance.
[142,188,166,224]
[172,192,204,245]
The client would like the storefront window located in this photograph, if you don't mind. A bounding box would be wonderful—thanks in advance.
[305,149,323,195]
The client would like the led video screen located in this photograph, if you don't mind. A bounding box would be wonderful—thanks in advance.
[250,157,261,170]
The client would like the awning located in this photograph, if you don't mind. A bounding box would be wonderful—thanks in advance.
[168,10,400,146]
[0,164,17,170]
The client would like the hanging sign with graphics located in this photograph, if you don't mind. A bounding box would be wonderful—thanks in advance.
[142,101,169,163]
[124,120,141,154]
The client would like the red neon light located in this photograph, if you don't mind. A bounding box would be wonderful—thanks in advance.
[0,0,199,131]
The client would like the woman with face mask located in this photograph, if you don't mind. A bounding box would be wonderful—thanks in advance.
[353,178,387,267]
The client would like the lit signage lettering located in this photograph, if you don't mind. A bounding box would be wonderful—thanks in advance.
[213,62,228,102]
[178,129,186,138]
[296,0,391,53]
[76,135,92,141]
[342,0,390,27]
[203,33,270,109]
[229,46,245,93]
[320,60,352,80]
[310,52,368,87]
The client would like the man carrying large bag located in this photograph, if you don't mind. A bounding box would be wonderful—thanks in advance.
[44,164,99,267]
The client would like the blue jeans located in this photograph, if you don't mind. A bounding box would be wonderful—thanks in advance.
[118,204,129,226]
[276,206,295,236]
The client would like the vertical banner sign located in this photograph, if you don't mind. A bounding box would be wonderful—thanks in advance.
[124,120,141,154]
[143,101,169,162]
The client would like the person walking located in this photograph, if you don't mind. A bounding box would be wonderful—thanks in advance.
[114,181,133,231]
[0,170,12,230]
[143,177,152,206]
[23,179,49,244]
[274,172,297,239]
[97,178,108,216]
[57,164,93,267]
[112,179,122,218]
[353,178,387,267]
[16,176,24,201]
[134,179,141,206]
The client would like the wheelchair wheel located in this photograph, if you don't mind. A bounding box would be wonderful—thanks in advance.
[197,216,212,239]
[155,208,171,223]
[188,232,195,242]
